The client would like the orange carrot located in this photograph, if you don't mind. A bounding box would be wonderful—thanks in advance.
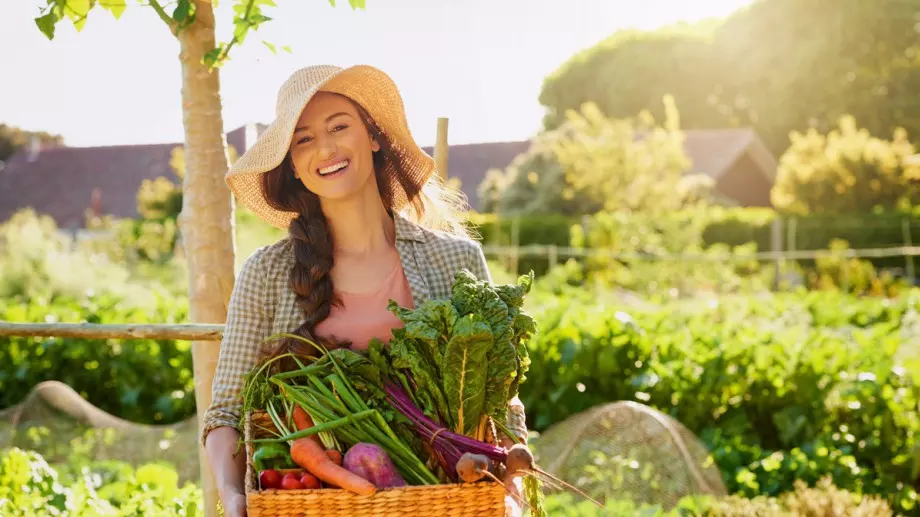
[290,438,376,496]
[291,404,323,446]
[325,449,343,466]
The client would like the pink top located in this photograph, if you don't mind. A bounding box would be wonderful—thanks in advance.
[314,262,415,351]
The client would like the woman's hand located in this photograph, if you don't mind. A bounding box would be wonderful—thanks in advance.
[504,477,524,517]
[221,489,247,517]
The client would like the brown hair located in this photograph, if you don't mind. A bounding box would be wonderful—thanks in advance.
[258,95,469,370]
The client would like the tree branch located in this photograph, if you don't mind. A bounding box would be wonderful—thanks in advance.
[147,0,176,30]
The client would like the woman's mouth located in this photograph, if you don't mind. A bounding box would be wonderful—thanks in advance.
[317,159,350,177]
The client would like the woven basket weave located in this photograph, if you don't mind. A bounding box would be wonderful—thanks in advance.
[243,410,508,517]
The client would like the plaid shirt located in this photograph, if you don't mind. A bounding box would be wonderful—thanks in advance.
[201,214,528,446]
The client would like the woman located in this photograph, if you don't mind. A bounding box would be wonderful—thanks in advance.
[200,65,530,516]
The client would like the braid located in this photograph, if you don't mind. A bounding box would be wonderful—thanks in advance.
[288,194,336,336]
[257,155,345,371]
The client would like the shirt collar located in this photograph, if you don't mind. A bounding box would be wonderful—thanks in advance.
[393,212,426,243]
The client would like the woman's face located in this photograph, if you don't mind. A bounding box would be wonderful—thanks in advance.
[289,92,381,202]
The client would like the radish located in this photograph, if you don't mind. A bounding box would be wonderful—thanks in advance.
[456,453,492,483]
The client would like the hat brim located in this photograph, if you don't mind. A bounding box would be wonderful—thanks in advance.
[225,65,436,230]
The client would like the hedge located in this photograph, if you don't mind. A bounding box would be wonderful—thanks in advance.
[467,208,920,274]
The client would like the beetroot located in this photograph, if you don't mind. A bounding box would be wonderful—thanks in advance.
[342,443,407,488]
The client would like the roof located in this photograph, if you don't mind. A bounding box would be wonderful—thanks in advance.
[423,128,776,210]
[0,124,262,229]
[0,124,774,227]
[420,141,530,210]
[679,128,777,181]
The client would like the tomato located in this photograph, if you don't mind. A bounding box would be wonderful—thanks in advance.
[259,469,282,490]
[280,472,304,490]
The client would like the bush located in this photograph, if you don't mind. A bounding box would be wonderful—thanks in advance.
[771,115,919,216]
[0,293,194,425]
[541,477,896,516]
[471,207,920,276]
[520,289,920,514]
[0,447,201,516]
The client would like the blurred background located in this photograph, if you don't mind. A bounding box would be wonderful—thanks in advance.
[1,0,919,515]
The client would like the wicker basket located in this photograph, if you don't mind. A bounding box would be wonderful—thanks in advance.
[243,410,508,517]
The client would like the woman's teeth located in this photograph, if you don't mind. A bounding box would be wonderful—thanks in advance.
[318,160,349,176]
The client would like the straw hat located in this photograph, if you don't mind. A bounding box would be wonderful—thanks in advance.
[225,64,436,230]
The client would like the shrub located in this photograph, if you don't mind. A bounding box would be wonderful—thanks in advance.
[0,293,194,425]
[0,447,201,517]
[520,289,920,514]
[772,115,919,216]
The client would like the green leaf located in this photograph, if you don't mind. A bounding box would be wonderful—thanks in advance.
[348,0,366,8]
[443,314,492,436]
[262,40,276,54]
[172,0,192,23]
[102,0,126,19]
[281,45,292,53]
[34,13,57,40]
[65,0,91,31]
[389,328,451,425]
[202,45,225,68]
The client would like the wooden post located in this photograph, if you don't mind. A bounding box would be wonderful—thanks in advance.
[771,217,784,291]
[434,117,449,181]
[904,218,916,285]
[511,217,520,275]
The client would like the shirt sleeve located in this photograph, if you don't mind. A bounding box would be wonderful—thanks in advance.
[467,241,530,444]
[200,247,272,447]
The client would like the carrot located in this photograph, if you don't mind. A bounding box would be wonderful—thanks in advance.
[291,404,323,446]
[290,438,376,496]
[325,449,343,466]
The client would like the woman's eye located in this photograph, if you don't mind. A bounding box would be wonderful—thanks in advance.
[332,124,348,132]
[297,136,313,144]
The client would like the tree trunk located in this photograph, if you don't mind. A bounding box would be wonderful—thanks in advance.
[175,1,237,516]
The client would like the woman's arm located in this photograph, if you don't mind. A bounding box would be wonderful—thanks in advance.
[201,248,272,511]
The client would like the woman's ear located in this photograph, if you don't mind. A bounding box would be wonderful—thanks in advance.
[371,137,381,152]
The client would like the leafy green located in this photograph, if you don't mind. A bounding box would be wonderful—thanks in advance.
[442,314,493,435]
[379,269,537,439]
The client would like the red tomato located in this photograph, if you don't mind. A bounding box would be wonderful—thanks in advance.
[300,472,321,489]
[280,472,304,490]
[259,470,282,490]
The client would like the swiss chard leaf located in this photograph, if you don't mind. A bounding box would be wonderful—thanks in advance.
[389,328,452,426]
[387,298,458,378]
[443,314,493,435]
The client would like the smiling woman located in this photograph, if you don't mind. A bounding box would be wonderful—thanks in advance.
[201,65,532,517]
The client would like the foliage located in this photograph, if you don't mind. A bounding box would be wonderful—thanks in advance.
[32,0,366,69]
[0,124,63,163]
[0,448,201,516]
[538,0,920,157]
[519,287,920,514]
[479,98,713,218]
[771,115,920,215]
[470,207,920,276]
[540,478,896,516]
[0,293,193,426]
[0,209,182,303]
[0,447,894,517]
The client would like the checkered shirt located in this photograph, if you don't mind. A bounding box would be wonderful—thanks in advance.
[200,214,529,446]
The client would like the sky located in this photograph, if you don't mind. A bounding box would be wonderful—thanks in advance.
[1,0,753,149]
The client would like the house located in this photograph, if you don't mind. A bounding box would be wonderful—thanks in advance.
[0,124,265,230]
[423,128,777,211]
[0,124,775,229]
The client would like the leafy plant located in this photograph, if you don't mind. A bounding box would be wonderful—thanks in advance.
[520,289,920,514]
